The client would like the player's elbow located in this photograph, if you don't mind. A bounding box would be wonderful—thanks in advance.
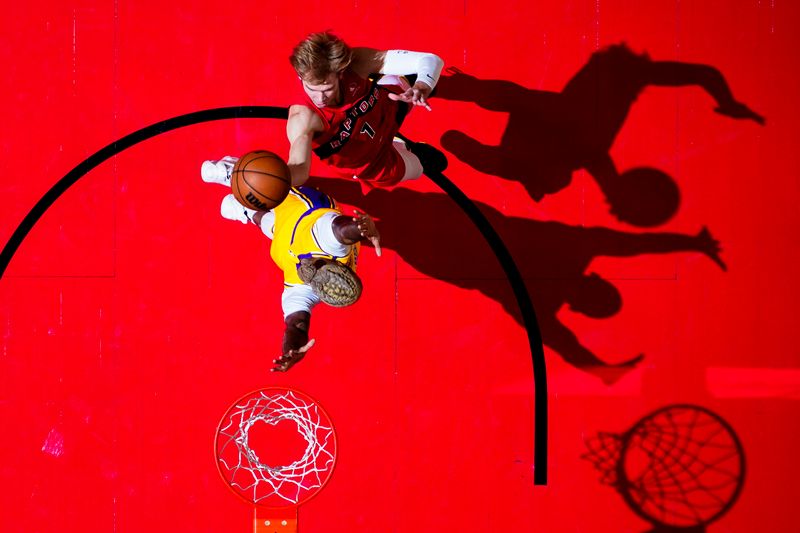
[287,105,316,138]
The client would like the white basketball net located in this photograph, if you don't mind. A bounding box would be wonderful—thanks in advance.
[216,390,336,506]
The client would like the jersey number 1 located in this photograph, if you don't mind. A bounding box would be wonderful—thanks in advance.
[360,122,375,139]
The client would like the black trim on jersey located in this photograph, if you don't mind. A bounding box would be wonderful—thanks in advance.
[313,79,383,160]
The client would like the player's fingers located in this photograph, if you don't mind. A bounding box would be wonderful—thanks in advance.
[389,90,412,103]
[277,351,297,363]
[417,95,431,110]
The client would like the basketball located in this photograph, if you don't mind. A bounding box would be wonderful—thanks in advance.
[231,150,292,211]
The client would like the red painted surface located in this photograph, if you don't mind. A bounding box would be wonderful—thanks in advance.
[1,1,797,531]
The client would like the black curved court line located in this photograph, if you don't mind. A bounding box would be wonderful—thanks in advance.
[426,170,548,485]
[0,105,548,485]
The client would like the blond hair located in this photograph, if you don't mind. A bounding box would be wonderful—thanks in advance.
[289,31,353,83]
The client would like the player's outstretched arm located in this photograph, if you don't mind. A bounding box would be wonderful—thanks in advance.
[287,105,323,187]
[352,47,444,109]
[331,210,381,256]
[274,311,315,372]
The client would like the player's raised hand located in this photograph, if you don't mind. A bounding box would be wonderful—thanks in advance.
[272,338,316,372]
[353,209,381,256]
[388,82,433,110]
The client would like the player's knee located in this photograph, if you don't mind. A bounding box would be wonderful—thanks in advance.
[394,141,423,181]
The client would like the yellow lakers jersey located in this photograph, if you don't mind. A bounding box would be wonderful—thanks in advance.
[270,187,360,286]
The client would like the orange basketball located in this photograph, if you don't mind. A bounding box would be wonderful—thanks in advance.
[231,150,291,211]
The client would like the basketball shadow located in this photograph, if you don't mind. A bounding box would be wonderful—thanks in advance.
[313,179,725,384]
[435,44,764,227]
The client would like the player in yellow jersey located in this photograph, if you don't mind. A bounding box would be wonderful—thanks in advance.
[202,158,380,372]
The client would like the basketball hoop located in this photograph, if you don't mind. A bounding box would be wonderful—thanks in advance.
[215,388,337,532]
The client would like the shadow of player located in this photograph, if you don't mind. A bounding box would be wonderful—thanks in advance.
[314,179,725,384]
[435,44,764,227]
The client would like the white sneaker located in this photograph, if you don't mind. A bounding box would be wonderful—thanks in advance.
[201,156,238,186]
[220,194,256,224]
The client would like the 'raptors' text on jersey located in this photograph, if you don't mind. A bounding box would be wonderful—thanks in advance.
[305,68,407,185]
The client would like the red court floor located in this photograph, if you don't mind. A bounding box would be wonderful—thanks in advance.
[1,2,798,532]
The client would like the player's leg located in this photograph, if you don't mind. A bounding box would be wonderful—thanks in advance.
[393,139,423,182]
[219,194,275,239]
[220,194,256,224]
[363,139,430,187]
[355,142,416,188]
[394,133,448,177]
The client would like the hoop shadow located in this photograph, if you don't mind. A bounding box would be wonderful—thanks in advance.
[435,44,764,227]
[315,179,725,384]
[582,404,745,532]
